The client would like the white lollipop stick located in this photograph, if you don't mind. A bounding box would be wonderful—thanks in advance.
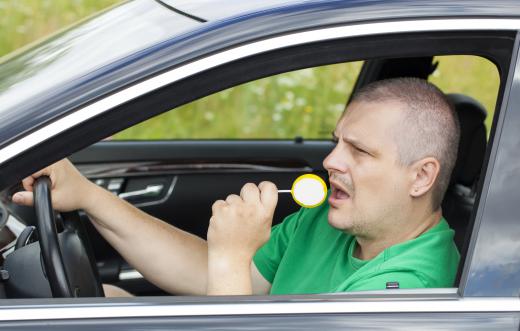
[278,174,328,208]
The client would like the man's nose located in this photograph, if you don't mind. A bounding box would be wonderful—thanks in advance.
[323,144,349,173]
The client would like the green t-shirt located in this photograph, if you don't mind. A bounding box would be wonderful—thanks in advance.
[253,203,460,294]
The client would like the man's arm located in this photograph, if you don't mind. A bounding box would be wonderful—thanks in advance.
[12,159,210,295]
[251,263,272,295]
[83,184,209,295]
[206,182,277,295]
[12,159,272,296]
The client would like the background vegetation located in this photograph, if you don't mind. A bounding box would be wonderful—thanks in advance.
[0,0,120,57]
[0,1,499,140]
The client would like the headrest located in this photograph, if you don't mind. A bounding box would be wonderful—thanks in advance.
[447,93,487,187]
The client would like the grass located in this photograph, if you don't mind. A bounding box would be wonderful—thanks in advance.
[115,62,364,140]
[115,56,499,140]
[430,56,499,131]
[0,1,500,140]
[0,0,121,58]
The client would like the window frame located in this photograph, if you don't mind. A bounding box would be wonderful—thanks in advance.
[458,31,520,297]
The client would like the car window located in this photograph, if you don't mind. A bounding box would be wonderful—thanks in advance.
[429,55,499,133]
[102,54,502,293]
[113,61,363,140]
[113,55,499,141]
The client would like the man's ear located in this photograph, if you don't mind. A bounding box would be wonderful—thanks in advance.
[409,157,440,198]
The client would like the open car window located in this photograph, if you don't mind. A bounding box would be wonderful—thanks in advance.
[111,55,499,142]
[113,62,363,140]
[61,54,502,297]
[430,55,500,133]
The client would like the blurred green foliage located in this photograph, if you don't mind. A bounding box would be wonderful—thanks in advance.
[0,0,121,58]
[430,56,499,131]
[115,62,363,140]
[0,0,500,140]
[115,55,499,140]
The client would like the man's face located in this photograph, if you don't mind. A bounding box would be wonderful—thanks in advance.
[323,100,412,239]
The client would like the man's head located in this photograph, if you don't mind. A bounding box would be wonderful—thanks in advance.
[323,77,460,240]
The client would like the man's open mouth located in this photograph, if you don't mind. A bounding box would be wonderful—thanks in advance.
[329,181,351,205]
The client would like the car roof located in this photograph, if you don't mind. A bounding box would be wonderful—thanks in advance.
[163,0,520,22]
[158,0,309,22]
[0,0,520,152]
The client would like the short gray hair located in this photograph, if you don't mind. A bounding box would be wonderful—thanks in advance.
[349,77,460,210]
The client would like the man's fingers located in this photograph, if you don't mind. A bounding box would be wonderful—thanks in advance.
[225,194,242,205]
[258,181,278,211]
[11,191,34,207]
[20,165,55,192]
[240,183,260,203]
[21,176,35,192]
[211,200,226,214]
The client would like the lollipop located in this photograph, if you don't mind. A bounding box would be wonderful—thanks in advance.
[278,174,327,208]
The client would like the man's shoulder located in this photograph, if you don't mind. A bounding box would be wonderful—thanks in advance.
[380,218,460,287]
[337,218,460,291]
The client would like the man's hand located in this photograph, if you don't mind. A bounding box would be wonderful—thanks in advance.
[207,181,278,295]
[208,181,278,259]
[11,158,94,212]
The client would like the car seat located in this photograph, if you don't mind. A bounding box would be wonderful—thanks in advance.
[442,93,487,255]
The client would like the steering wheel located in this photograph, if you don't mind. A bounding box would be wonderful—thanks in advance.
[34,176,104,297]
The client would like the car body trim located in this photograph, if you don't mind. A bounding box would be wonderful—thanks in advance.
[79,162,313,178]
[0,296,518,321]
[1,18,520,166]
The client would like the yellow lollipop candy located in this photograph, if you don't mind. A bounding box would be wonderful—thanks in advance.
[278,174,327,208]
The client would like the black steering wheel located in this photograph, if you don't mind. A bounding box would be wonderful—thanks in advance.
[34,176,104,297]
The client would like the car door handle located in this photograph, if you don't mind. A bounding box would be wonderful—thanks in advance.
[118,184,164,199]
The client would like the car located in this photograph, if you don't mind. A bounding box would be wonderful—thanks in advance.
[0,0,519,329]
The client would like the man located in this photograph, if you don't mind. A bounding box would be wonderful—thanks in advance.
[12,77,460,296]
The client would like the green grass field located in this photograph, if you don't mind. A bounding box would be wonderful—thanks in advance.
[0,1,500,140]
[0,0,121,58]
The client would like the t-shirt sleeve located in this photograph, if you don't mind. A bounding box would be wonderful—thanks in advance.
[253,209,304,283]
[345,272,427,291]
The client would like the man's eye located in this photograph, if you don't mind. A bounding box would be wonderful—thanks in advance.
[354,146,369,155]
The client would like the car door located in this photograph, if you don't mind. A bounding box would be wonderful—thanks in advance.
[0,17,519,331]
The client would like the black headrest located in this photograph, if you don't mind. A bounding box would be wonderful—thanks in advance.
[447,93,487,187]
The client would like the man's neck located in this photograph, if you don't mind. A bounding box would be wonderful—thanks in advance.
[354,209,442,260]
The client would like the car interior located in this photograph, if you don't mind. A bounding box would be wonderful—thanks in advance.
[0,52,500,298]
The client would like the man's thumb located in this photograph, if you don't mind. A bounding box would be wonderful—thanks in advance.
[12,192,34,206]
[259,181,278,211]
